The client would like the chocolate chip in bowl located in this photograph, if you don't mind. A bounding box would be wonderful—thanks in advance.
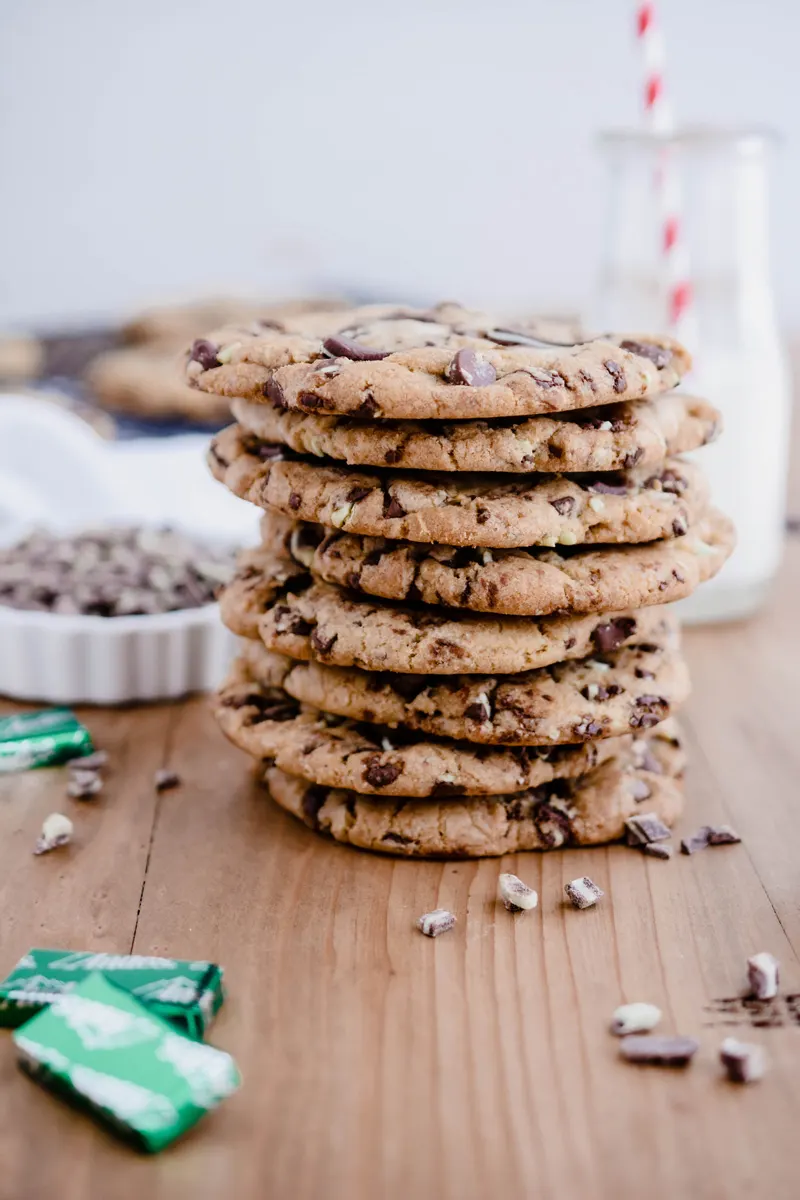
[0,525,239,704]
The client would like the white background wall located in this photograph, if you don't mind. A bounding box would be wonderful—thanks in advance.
[1,0,798,328]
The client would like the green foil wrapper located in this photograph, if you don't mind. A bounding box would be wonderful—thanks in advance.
[14,973,240,1153]
[0,708,93,772]
[0,950,224,1040]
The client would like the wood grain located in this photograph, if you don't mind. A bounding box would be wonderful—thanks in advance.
[1,467,800,1199]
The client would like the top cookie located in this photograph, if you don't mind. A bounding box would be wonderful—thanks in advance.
[186,302,690,420]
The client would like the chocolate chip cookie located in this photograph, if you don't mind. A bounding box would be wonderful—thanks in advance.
[216,659,671,796]
[187,302,690,420]
[259,508,734,618]
[209,425,707,549]
[240,634,689,746]
[88,346,231,422]
[262,728,685,857]
[230,391,720,474]
[235,569,677,674]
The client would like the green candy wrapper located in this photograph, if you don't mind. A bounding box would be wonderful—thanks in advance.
[14,973,240,1153]
[0,949,224,1040]
[0,708,93,772]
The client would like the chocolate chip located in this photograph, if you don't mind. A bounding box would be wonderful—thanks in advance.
[310,628,338,656]
[446,348,497,387]
[382,831,414,846]
[383,495,406,519]
[346,486,372,503]
[363,548,384,567]
[588,480,629,495]
[635,667,655,679]
[362,756,403,788]
[465,694,492,723]
[154,769,181,793]
[629,696,669,729]
[564,876,604,908]
[643,842,673,859]
[620,1036,699,1066]
[384,449,402,464]
[287,494,303,514]
[476,506,490,525]
[672,516,688,537]
[623,448,645,469]
[247,694,300,724]
[357,392,380,415]
[604,360,627,392]
[625,812,671,846]
[323,335,391,362]
[681,824,742,854]
[417,909,456,937]
[719,1038,767,1084]
[549,496,575,516]
[574,718,604,738]
[747,953,780,1000]
[655,468,688,494]
[486,327,578,348]
[619,339,673,369]
[264,375,286,407]
[592,617,636,652]
[67,770,103,800]
[431,780,463,797]
[189,338,220,370]
[514,367,567,390]
[297,392,325,409]
[301,785,328,829]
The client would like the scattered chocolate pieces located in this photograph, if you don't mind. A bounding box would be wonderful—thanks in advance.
[747,952,780,1000]
[417,909,456,938]
[67,769,103,800]
[719,1037,767,1083]
[34,813,74,855]
[498,873,538,913]
[0,527,236,617]
[154,769,181,793]
[625,812,672,847]
[619,1035,699,1067]
[564,876,604,909]
[681,824,742,855]
[611,1002,662,1036]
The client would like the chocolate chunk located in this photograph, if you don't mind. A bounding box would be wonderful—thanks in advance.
[592,617,636,652]
[604,360,627,392]
[619,339,673,369]
[486,327,577,348]
[625,812,672,846]
[297,392,325,409]
[672,516,688,537]
[417,909,456,937]
[652,468,687,494]
[564,876,604,909]
[264,375,286,407]
[574,718,604,738]
[446,348,497,387]
[719,1038,767,1083]
[681,824,742,854]
[620,1036,699,1066]
[310,628,338,656]
[189,338,220,370]
[357,392,380,415]
[301,785,328,829]
[323,335,391,362]
[384,449,402,464]
[346,486,372,503]
[67,770,103,800]
[288,492,302,511]
[588,480,629,496]
[465,694,492,723]
[362,756,403,788]
[383,495,407,519]
[498,872,538,912]
[549,496,575,516]
[643,842,673,859]
[154,769,181,793]
[381,831,414,846]
[747,953,780,1000]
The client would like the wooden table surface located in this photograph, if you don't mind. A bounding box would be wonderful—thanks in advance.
[1,464,799,1200]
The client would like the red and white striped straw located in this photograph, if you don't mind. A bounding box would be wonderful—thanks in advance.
[635,3,692,328]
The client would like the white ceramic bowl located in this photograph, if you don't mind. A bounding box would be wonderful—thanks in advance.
[0,603,236,705]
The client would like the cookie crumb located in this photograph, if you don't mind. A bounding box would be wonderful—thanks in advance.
[34,813,74,855]
[154,769,181,793]
[747,952,779,1000]
[67,770,103,800]
[620,1035,699,1066]
[417,909,456,938]
[498,873,538,913]
[611,1002,662,1036]
[720,1037,766,1083]
[565,876,604,909]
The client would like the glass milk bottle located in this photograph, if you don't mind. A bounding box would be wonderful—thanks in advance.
[593,129,791,621]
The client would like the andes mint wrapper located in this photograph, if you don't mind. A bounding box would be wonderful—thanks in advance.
[13,973,240,1153]
[0,950,224,1040]
[0,708,93,772]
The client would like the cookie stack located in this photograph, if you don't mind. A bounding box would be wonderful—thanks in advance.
[195,303,734,858]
